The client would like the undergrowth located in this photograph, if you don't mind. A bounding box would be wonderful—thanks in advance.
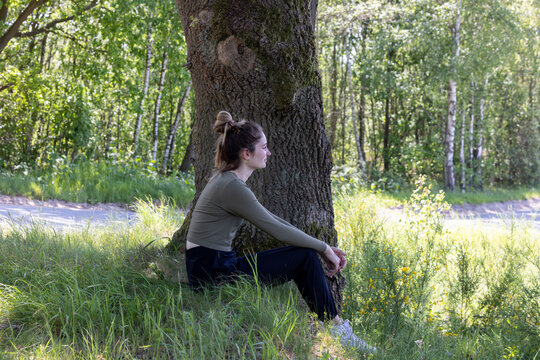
[0,159,194,207]
[1,178,538,358]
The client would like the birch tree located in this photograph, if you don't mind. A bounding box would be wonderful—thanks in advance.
[151,49,168,165]
[133,12,153,157]
[443,0,461,192]
[162,80,191,174]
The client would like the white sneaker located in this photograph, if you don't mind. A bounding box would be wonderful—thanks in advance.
[332,320,377,353]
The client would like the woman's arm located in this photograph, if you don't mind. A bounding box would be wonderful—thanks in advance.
[222,178,327,252]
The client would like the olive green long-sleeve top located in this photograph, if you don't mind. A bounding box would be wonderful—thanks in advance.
[186,171,327,253]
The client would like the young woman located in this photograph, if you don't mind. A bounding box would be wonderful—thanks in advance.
[185,111,375,352]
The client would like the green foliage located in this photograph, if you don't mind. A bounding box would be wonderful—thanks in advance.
[335,177,540,358]
[319,0,539,188]
[0,0,192,173]
[0,159,195,207]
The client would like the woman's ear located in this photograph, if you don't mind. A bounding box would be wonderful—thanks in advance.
[240,148,250,161]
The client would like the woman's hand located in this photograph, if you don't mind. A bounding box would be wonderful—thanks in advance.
[322,245,347,277]
[331,246,347,272]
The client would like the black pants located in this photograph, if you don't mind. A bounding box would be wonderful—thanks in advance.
[185,245,338,321]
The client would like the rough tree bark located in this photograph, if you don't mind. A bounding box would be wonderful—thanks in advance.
[162,80,192,173]
[179,135,193,173]
[133,12,153,157]
[152,49,168,164]
[168,0,343,306]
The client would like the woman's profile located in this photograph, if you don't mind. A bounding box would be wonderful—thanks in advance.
[185,110,376,353]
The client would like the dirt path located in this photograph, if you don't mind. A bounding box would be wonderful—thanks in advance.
[0,195,136,231]
[377,198,540,231]
[0,195,538,231]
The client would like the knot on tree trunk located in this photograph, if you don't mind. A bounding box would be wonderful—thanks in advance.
[217,35,256,74]
[190,10,214,28]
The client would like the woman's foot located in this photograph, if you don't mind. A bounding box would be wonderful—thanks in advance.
[332,320,377,354]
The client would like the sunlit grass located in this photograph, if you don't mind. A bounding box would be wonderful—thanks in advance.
[1,186,539,358]
[0,201,325,359]
[0,160,195,207]
[335,179,540,359]
[378,185,540,206]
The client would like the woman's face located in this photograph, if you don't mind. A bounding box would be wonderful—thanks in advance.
[248,132,271,169]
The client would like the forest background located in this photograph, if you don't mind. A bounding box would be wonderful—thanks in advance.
[1,1,539,358]
[1,0,538,193]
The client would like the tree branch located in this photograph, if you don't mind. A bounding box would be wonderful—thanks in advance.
[50,27,106,54]
[0,0,9,23]
[0,0,49,55]
[15,0,98,38]
[0,83,15,92]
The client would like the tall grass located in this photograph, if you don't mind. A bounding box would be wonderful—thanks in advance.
[336,176,540,359]
[0,160,194,207]
[1,181,539,358]
[0,201,317,359]
[372,185,540,206]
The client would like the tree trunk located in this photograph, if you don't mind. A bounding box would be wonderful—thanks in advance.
[475,73,489,190]
[494,87,508,181]
[444,2,460,192]
[383,97,391,172]
[359,76,366,164]
[358,21,368,164]
[444,79,457,192]
[152,49,168,165]
[469,81,475,188]
[0,0,8,23]
[370,97,379,169]
[116,111,121,153]
[133,12,153,157]
[169,0,343,306]
[162,80,192,174]
[345,32,365,174]
[104,106,113,157]
[179,133,194,173]
[460,109,466,192]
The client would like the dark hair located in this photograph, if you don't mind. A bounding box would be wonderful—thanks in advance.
[213,111,262,173]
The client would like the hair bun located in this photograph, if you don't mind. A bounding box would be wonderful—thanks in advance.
[214,111,234,135]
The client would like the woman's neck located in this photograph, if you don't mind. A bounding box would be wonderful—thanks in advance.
[231,165,253,182]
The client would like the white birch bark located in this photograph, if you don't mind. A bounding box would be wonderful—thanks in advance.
[161,80,192,173]
[152,49,168,164]
[444,0,460,191]
[133,12,153,156]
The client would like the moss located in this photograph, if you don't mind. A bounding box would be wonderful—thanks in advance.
[210,0,319,108]
[305,222,338,245]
